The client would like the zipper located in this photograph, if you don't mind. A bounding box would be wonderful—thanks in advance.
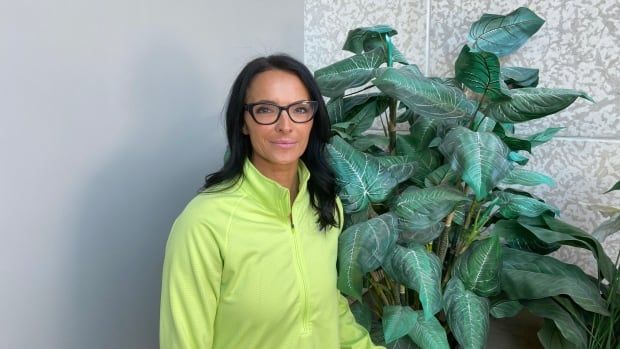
[290,220,311,335]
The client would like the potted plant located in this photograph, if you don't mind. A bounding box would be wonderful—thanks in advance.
[313,7,618,348]
[587,180,620,349]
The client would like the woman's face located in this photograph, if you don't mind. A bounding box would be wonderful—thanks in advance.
[242,69,314,173]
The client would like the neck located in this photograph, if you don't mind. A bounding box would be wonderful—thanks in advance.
[250,157,300,204]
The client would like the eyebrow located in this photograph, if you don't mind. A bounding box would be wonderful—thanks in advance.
[248,99,310,105]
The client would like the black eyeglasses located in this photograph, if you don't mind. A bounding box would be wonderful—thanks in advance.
[243,101,318,125]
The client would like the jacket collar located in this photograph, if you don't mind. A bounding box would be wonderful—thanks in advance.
[240,158,311,218]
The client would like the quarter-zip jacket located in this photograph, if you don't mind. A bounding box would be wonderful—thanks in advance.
[160,159,384,349]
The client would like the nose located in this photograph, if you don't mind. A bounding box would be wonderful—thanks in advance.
[275,109,293,133]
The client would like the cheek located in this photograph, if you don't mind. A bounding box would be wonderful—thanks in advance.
[301,123,314,145]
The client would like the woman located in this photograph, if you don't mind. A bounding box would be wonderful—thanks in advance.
[160,54,384,349]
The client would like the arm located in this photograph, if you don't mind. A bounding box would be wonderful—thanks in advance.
[160,210,222,349]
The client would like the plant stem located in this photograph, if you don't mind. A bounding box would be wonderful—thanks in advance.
[379,110,388,137]
[388,99,397,154]
[438,212,455,265]
[467,93,485,130]
[382,33,398,155]
[369,271,391,306]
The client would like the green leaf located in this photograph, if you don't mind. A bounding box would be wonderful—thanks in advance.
[527,127,564,147]
[346,96,390,135]
[343,25,397,54]
[455,234,502,297]
[490,297,523,318]
[494,191,558,218]
[408,115,438,150]
[439,127,511,200]
[386,337,419,349]
[344,206,370,230]
[395,136,442,186]
[485,88,592,123]
[315,48,385,97]
[492,124,532,152]
[522,298,587,348]
[452,200,472,226]
[373,66,478,120]
[508,214,617,284]
[494,219,560,255]
[327,92,385,125]
[455,45,511,101]
[350,302,373,332]
[337,213,399,300]
[592,212,620,243]
[605,180,620,194]
[471,113,497,132]
[500,168,556,187]
[507,151,529,165]
[399,222,445,246]
[424,164,458,188]
[396,106,416,124]
[394,186,466,231]
[499,134,532,152]
[326,96,344,124]
[468,7,545,57]
[358,36,410,65]
[382,305,417,343]
[376,156,418,184]
[501,247,609,315]
[383,244,443,319]
[327,136,409,213]
[542,215,616,282]
[352,134,389,151]
[443,277,490,349]
[406,310,450,349]
[502,66,539,88]
[538,319,580,349]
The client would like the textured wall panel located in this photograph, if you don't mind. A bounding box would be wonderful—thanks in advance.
[523,138,620,275]
[428,1,620,138]
[305,0,427,72]
[304,0,620,274]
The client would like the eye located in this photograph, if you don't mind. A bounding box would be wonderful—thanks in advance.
[254,104,276,114]
[294,106,309,114]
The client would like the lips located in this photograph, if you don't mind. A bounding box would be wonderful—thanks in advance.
[271,139,297,149]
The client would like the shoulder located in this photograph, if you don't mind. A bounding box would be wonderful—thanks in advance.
[167,190,246,248]
[177,189,245,226]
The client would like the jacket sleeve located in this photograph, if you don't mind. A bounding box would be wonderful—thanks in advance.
[337,292,386,349]
[160,209,222,349]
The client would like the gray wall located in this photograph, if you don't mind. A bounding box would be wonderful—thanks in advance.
[0,1,303,348]
[305,0,620,275]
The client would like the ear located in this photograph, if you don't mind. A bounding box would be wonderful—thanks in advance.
[242,123,248,135]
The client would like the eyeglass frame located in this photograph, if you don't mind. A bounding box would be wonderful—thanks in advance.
[243,100,318,125]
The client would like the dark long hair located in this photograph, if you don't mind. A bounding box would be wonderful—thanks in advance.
[202,54,339,230]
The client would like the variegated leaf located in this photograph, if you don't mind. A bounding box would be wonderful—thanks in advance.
[439,127,511,200]
[337,213,399,301]
[443,277,490,349]
[383,244,442,319]
[455,234,502,297]
[327,136,407,213]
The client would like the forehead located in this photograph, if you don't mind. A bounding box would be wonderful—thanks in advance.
[245,69,311,103]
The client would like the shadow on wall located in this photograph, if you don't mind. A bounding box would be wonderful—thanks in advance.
[67,38,224,349]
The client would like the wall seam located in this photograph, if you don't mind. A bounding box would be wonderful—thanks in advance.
[424,0,431,75]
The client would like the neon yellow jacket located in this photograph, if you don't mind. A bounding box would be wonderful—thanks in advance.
[160,159,384,349]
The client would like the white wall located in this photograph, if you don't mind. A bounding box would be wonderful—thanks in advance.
[0,1,303,348]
